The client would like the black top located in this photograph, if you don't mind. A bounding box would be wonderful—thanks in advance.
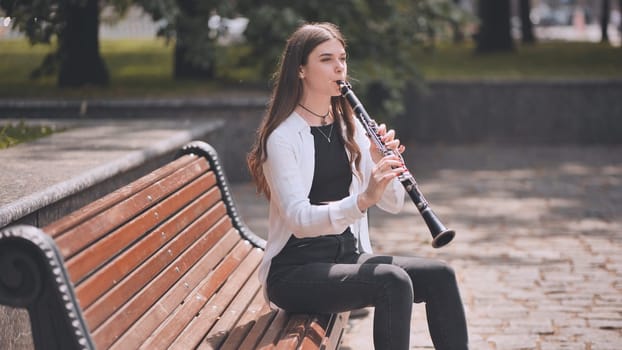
[308,122,352,205]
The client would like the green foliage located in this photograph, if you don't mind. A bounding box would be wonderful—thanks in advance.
[0,0,133,44]
[1,0,471,117]
[0,121,61,149]
[135,0,473,114]
[137,0,242,78]
[1,0,60,44]
[234,5,301,79]
[235,0,472,121]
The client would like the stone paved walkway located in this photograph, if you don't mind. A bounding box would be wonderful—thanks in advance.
[231,144,622,350]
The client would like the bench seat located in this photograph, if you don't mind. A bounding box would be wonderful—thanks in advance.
[0,141,349,350]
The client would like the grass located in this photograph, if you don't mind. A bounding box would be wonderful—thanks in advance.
[413,41,622,80]
[0,120,63,149]
[0,38,620,98]
[0,39,228,98]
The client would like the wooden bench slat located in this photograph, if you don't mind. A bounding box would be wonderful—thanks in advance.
[88,217,234,348]
[153,247,263,350]
[275,314,310,350]
[299,316,329,350]
[196,268,262,350]
[251,309,290,350]
[108,228,243,350]
[74,185,222,310]
[55,158,209,258]
[214,288,271,350]
[67,171,218,284]
[43,155,197,236]
[137,240,256,349]
[74,186,223,309]
[234,308,280,350]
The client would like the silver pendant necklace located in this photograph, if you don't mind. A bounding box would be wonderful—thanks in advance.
[315,123,334,143]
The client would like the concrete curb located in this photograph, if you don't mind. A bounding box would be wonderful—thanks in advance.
[0,96,269,109]
[0,119,224,228]
[0,96,269,119]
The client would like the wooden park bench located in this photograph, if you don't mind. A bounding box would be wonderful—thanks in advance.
[0,141,350,350]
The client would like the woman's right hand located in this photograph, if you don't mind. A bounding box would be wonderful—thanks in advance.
[356,154,404,212]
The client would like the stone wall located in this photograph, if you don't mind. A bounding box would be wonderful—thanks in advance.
[1,79,620,183]
[396,79,622,145]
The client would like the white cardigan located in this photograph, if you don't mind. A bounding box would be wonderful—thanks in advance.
[259,111,405,305]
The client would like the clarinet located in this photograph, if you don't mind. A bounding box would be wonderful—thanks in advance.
[337,80,455,248]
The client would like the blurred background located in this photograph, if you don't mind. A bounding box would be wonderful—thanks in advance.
[2,0,621,177]
[1,2,621,349]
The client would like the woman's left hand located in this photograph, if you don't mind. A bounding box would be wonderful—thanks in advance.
[370,124,406,163]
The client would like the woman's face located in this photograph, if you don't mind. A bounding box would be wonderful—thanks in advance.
[299,37,347,98]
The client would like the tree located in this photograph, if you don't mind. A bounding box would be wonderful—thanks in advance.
[172,0,217,79]
[58,0,109,86]
[0,0,119,87]
[235,0,471,120]
[451,0,465,43]
[1,0,232,84]
[475,0,514,53]
[138,0,240,80]
[519,0,536,44]
[600,0,611,43]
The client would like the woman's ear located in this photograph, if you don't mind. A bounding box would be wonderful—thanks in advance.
[299,66,305,79]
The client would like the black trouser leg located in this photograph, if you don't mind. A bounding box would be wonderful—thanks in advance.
[356,253,469,350]
[268,261,414,350]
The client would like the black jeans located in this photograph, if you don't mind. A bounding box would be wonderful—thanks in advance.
[267,230,468,350]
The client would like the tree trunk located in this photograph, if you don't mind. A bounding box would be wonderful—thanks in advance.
[452,0,465,43]
[519,0,536,44]
[174,30,215,80]
[600,0,610,43]
[58,0,109,87]
[174,0,215,80]
[475,0,514,53]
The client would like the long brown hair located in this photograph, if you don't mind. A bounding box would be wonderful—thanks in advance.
[247,22,361,199]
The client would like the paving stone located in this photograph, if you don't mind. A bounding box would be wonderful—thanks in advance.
[588,319,622,330]
[539,342,586,350]
[231,145,622,349]
[487,334,539,349]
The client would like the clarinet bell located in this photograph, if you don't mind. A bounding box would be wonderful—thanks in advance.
[431,229,455,248]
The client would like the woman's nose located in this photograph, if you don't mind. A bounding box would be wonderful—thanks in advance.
[335,61,345,72]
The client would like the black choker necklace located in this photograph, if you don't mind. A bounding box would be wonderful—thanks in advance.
[299,103,329,125]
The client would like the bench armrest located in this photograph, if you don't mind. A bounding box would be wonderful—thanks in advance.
[0,225,94,350]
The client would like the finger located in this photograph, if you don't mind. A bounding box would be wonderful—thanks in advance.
[377,155,401,167]
[376,124,387,136]
[398,145,406,153]
[384,139,400,150]
[382,129,395,143]
[381,168,402,182]
[376,161,403,176]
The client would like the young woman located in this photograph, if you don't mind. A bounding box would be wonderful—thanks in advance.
[247,22,468,350]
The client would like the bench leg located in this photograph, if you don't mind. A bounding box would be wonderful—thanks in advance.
[322,312,350,350]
